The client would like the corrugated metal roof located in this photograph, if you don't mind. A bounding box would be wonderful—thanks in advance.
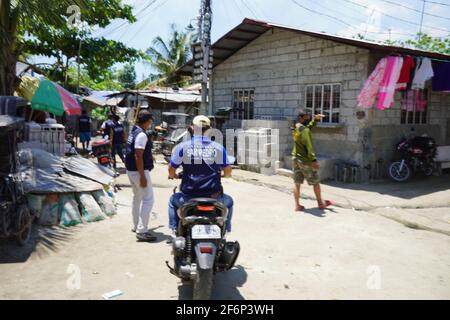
[139,92,200,103]
[178,18,450,76]
[107,88,201,104]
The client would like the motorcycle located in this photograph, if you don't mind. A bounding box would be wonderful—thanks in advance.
[90,139,120,178]
[388,136,437,182]
[166,172,240,300]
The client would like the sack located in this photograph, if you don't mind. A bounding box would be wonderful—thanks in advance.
[27,194,45,218]
[92,190,116,217]
[76,193,106,222]
[59,194,83,227]
[39,195,59,226]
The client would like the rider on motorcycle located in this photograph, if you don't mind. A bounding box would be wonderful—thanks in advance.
[168,115,233,234]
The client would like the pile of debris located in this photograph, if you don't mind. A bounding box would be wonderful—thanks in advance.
[18,148,117,227]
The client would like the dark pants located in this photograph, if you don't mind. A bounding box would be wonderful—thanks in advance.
[111,144,125,166]
[168,192,234,232]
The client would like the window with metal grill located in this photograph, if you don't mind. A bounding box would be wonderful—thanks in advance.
[305,84,341,123]
[232,89,255,120]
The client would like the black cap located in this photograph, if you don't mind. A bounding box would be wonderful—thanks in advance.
[137,110,153,124]
[297,109,310,119]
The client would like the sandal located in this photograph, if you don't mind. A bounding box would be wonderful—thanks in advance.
[136,232,157,242]
[319,200,333,210]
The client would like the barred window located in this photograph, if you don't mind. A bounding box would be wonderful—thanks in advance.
[400,89,428,125]
[233,89,255,120]
[305,84,341,123]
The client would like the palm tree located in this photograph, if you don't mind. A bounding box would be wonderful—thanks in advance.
[145,24,193,87]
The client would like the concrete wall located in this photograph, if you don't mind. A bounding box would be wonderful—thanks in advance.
[212,28,370,171]
[211,28,450,180]
[361,53,450,179]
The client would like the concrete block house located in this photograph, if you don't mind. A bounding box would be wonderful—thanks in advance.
[179,19,450,181]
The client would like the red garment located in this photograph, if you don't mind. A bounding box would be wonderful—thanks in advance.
[396,56,415,91]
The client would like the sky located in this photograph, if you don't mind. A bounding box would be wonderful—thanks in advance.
[31,0,450,83]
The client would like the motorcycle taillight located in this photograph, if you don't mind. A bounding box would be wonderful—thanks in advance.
[99,157,110,165]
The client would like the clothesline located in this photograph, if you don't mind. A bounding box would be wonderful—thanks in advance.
[357,54,450,111]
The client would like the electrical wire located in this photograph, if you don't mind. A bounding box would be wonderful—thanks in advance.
[122,0,170,46]
[379,0,450,21]
[340,0,450,34]
[290,0,418,37]
[423,0,450,7]
[240,0,259,19]
[94,0,158,38]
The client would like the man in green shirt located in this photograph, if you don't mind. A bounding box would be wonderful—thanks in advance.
[292,109,332,212]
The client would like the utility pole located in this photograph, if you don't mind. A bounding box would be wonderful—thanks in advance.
[77,38,82,94]
[419,0,426,42]
[193,0,213,115]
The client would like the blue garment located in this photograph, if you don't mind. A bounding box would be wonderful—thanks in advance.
[125,126,154,172]
[111,122,125,145]
[432,62,450,91]
[79,132,91,143]
[111,144,125,164]
[170,136,230,197]
[168,192,234,232]
[78,115,91,133]
[103,119,114,138]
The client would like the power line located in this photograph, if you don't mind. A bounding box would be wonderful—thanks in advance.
[240,0,259,19]
[290,0,354,28]
[340,0,450,34]
[424,0,450,7]
[123,0,170,46]
[379,0,450,21]
[95,0,158,38]
[290,0,417,37]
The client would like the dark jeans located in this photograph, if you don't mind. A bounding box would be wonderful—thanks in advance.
[111,144,125,165]
[168,192,234,232]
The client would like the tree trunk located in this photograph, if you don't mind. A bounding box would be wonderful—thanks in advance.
[0,0,20,96]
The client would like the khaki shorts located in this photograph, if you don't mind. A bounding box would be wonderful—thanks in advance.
[292,158,320,185]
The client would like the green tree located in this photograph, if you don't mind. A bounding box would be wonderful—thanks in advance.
[355,32,450,55]
[145,24,193,87]
[0,0,140,95]
[117,64,137,89]
[67,67,124,92]
[396,33,450,55]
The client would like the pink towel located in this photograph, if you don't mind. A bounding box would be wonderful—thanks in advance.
[377,56,403,110]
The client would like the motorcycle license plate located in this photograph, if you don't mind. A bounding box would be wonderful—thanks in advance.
[191,225,221,240]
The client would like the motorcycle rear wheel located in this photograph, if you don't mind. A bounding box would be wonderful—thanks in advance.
[193,269,213,300]
[388,161,411,182]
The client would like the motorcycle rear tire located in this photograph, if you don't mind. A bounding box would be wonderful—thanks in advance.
[16,205,32,246]
[193,269,213,300]
[388,161,411,182]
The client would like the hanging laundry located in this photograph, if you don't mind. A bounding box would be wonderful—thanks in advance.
[432,62,450,91]
[416,89,427,112]
[411,57,434,89]
[396,56,415,91]
[401,90,415,112]
[357,57,387,108]
[377,56,403,110]
[401,89,427,113]
[407,57,420,90]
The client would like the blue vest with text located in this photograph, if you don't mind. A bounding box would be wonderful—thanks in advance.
[125,126,153,172]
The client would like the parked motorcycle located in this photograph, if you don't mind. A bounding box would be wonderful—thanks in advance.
[166,173,240,300]
[388,136,437,182]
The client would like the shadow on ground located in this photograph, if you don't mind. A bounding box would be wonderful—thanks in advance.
[177,265,248,300]
[136,225,172,244]
[323,172,450,200]
[0,223,75,264]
